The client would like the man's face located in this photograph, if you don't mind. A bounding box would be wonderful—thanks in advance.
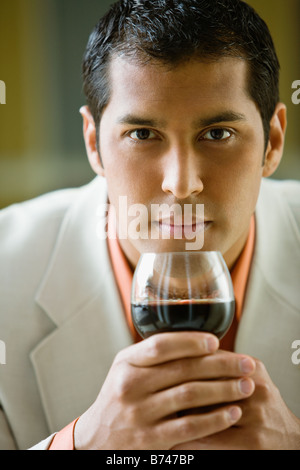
[97,56,268,269]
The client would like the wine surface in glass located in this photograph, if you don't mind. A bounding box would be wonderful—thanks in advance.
[131,299,235,339]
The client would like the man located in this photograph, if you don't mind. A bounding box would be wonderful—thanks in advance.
[0,0,299,450]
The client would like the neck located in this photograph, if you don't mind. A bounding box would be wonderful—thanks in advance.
[224,223,252,272]
[118,237,140,272]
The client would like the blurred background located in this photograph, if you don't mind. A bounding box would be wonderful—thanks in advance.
[0,0,299,209]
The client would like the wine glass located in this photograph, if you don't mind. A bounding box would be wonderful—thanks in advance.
[131,252,235,339]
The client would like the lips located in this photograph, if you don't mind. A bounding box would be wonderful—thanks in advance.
[155,219,211,238]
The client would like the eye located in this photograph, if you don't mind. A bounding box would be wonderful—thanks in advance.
[129,128,156,141]
[202,128,232,141]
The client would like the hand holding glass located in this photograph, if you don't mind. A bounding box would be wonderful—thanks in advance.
[131,252,235,339]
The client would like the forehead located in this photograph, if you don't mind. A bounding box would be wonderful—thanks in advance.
[106,55,252,112]
[99,55,263,133]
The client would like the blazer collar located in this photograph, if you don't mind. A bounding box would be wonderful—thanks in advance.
[253,178,300,310]
[34,177,110,327]
[235,178,300,352]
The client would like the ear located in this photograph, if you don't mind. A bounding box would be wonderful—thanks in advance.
[263,103,287,178]
[80,105,105,177]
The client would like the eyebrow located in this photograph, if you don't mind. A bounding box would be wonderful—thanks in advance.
[193,111,247,128]
[116,114,167,128]
[116,111,247,129]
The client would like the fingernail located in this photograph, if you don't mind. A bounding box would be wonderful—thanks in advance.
[206,336,219,353]
[240,357,255,374]
[239,378,254,395]
[228,406,242,422]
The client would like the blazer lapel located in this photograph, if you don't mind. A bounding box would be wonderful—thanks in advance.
[30,177,132,433]
[235,179,300,416]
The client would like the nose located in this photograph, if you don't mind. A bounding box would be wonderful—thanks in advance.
[161,146,204,199]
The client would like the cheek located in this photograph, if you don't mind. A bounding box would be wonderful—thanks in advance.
[206,145,264,221]
[225,178,261,224]
[102,146,161,205]
[104,156,159,209]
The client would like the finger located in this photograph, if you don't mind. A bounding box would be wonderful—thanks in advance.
[171,426,245,450]
[117,331,219,367]
[155,377,255,418]
[145,352,256,392]
[158,405,243,448]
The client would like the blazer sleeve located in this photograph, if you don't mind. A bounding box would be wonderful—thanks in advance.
[0,406,55,450]
[0,408,17,450]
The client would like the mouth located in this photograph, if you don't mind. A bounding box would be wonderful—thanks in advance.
[153,219,212,238]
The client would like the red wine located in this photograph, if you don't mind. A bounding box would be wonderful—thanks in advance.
[131,299,235,339]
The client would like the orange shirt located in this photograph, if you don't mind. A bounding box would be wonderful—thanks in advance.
[49,214,255,450]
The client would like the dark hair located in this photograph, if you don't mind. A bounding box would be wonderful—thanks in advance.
[82,0,280,150]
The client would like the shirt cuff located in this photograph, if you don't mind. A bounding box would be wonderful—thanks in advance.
[48,417,80,450]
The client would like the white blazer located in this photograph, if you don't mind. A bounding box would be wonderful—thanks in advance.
[0,177,299,449]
